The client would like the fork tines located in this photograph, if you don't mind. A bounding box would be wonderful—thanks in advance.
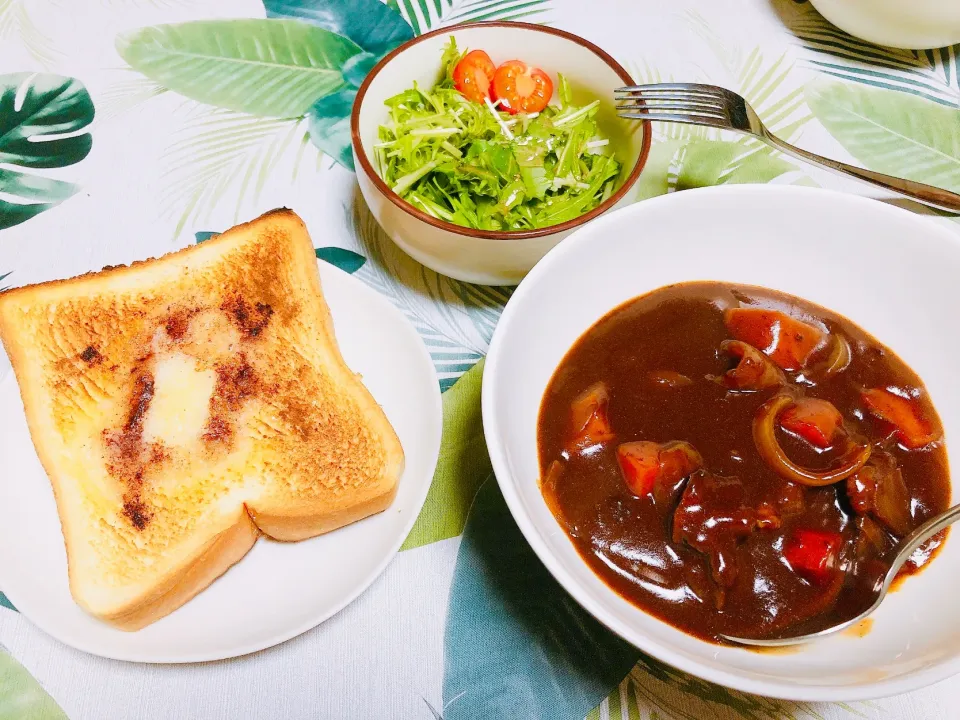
[614,84,731,128]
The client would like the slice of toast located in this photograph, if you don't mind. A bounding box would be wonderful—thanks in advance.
[0,209,404,630]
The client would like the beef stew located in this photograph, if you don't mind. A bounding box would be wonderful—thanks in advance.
[537,282,950,643]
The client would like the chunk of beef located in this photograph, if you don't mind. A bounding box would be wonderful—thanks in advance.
[672,471,756,607]
[846,452,914,537]
[754,482,806,531]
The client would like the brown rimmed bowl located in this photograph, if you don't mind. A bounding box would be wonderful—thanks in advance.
[351,21,651,286]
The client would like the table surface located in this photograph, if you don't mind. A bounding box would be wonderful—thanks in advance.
[1,1,959,718]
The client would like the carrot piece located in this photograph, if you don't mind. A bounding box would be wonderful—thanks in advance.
[861,388,939,450]
[780,397,844,449]
[569,382,615,449]
[783,529,843,585]
[616,440,702,498]
[724,308,824,371]
[616,441,661,496]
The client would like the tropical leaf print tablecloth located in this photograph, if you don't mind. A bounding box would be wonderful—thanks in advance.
[1,1,959,718]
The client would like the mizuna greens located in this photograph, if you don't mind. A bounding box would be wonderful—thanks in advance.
[374,40,623,232]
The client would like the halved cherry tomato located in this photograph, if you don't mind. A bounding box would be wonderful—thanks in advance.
[452,50,496,104]
[780,397,844,449]
[783,529,842,585]
[569,382,615,450]
[491,60,553,114]
[616,440,702,498]
[724,308,824,371]
[861,388,939,450]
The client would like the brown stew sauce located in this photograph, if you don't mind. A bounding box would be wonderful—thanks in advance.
[537,282,950,643]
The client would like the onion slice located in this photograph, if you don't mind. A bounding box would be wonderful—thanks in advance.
[716,340,785,391]
[806,334,852,381]
[753,394,871,487]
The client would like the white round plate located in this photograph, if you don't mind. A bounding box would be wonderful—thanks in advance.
[0,262,442,663]
[483,185,960,701]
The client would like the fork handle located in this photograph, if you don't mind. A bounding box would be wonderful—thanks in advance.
[763,133,960,214]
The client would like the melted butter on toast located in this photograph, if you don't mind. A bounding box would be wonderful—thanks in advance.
[101,300,273,531]
[142,351,216,450]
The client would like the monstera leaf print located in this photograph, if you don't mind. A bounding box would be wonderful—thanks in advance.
[401,359,489,551]
[0,73,94,230]
[392,0,551,35]
[443,479,639,720]
[262,0,415,169]
[806,77,960,195]
[0,646,67,720]
[307,86,358,170]
[264,0,414,58]
[116,20,361,119]
[268,0,553,167]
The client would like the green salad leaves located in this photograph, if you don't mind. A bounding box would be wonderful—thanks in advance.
[375,40,622,232]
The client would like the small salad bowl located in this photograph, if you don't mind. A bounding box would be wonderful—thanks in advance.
[351,22,651,286]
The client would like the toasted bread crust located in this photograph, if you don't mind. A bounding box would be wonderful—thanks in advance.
[99,511,261,631]
[0,209,404,629]
[0,208,299,302]
[249,481,400,542]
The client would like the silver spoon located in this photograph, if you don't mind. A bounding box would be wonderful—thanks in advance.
[722,503,960,647]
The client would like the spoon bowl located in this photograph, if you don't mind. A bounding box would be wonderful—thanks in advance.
[722,503,960,647]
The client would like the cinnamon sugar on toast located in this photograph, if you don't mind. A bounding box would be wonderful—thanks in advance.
[0,209,403,630]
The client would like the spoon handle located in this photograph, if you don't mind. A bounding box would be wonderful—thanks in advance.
[884,503,960,590]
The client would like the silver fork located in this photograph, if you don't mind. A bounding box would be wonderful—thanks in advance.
[616,83,960,214]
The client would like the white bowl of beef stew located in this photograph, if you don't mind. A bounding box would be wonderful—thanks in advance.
[483,184,960,701]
